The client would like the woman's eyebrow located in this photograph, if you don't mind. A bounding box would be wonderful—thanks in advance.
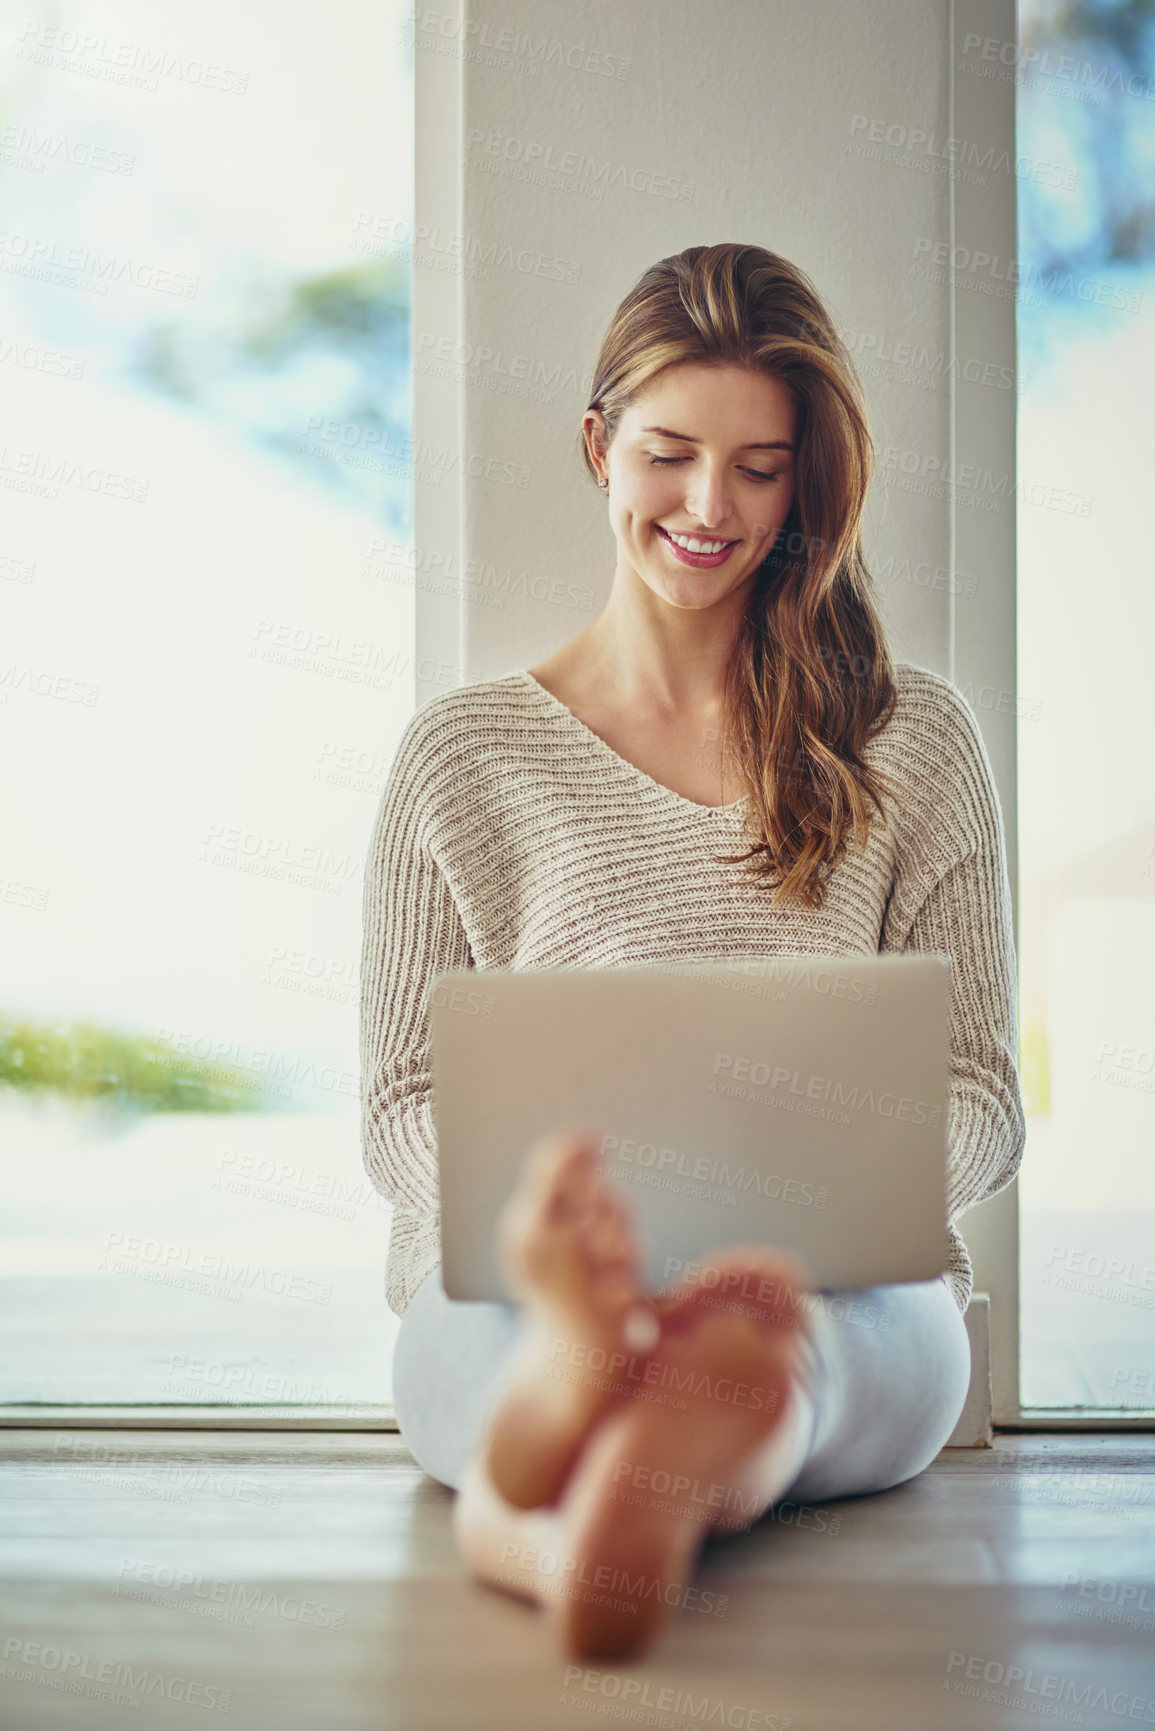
[639,424,795,452]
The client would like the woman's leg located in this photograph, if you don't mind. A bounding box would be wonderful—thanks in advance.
[389,1266,522,1492]
[786,1276,971,1502]
[720,1274,972,1518]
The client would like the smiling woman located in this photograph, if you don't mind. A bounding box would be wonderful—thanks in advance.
[362,242,1027,1659]
[614,371,799,573]
[553,245,910,910]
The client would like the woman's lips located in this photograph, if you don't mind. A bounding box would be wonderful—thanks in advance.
[656,525,739,568]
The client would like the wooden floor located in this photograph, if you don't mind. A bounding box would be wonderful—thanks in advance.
[1,1429,1153,1730]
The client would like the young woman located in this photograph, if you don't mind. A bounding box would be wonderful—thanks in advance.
[360,243,1025,1661]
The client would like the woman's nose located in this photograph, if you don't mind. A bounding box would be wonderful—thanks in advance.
[685,470,733,529]
[682,463,737,522]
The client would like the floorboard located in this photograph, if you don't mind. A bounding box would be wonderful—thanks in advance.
[1,1431,1152,1730]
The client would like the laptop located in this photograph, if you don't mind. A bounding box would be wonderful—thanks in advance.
[431,952,952,1300]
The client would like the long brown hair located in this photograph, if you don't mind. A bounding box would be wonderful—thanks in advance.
[580,242,910,911]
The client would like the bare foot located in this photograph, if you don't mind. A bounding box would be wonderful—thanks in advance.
[545,1246,812,1660]
[478,1124,662,1511]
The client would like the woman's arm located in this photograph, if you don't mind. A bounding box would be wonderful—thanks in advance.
[359,707,474,1223]
[882,675,1027,1228]
[901,851,1026,1227]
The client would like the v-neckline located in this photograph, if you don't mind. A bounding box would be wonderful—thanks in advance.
[516,669,749,817]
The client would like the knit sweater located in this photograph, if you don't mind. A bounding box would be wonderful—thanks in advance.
[359,662,1026,1319]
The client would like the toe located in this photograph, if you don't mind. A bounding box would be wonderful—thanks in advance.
[582,1192,636,1266]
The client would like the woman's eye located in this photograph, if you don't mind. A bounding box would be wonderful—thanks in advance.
[645,453,781,483]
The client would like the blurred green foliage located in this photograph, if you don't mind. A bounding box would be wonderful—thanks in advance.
[133,255,411,521]
[1020,1015,1052,1118]
[0,1017,266,1113]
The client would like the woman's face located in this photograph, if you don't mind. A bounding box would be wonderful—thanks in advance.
[587,361,798,612]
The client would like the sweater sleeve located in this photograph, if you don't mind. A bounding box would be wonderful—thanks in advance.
[359,706,474,1223]
[881,677,1026,1232]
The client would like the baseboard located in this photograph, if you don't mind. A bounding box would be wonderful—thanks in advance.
[945,1292,993,1447]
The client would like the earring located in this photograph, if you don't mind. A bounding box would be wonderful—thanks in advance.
[598,477,608,489]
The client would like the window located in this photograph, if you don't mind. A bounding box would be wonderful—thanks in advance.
[1015,0,1155,1413]
[1,0,413,1414]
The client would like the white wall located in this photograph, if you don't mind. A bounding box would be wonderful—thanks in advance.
[414,0,964,688]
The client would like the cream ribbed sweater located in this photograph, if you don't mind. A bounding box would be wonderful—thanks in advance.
[359,662,1025,1319]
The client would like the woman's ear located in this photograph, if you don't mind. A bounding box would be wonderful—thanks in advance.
[582,408,608,475]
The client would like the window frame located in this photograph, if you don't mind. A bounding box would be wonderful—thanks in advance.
[951,0,1154,1431]
[0,1406,396,1431]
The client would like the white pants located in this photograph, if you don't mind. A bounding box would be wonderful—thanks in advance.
[392,1267,972,1505]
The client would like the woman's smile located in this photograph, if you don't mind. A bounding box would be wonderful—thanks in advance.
[655,524,742,568]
